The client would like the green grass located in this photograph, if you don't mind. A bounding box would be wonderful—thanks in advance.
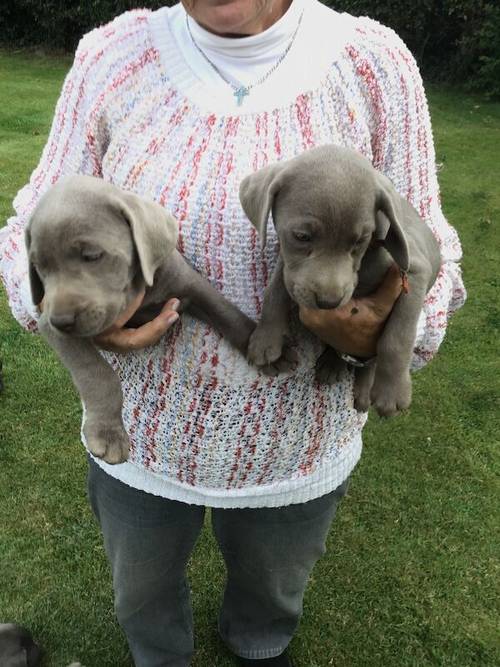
[0,50,499,666]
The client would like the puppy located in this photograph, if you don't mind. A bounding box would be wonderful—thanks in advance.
[26,176,255,463]
[240,145,441,416]
[0,624,41,667]
[0,623,82,666]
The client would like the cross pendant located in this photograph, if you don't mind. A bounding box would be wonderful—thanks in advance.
[234,86,249,106]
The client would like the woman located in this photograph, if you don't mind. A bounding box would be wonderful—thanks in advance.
[0,1,465,665]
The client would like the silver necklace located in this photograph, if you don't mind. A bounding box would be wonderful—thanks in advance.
[185,10,305,106]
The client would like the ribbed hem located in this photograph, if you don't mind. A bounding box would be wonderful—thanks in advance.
[87,434,361,508]
[225,642,287,661]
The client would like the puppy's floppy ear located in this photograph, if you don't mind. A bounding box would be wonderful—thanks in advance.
[239,163,284,248]
[374,174,410,272]
[118,192,178,286]
[25,222,45,306]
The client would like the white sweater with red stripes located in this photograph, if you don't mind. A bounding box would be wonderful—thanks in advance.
[0,0,465,507]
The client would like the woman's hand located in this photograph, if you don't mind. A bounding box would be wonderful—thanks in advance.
[299,264,404,358]
[94,291,180,353]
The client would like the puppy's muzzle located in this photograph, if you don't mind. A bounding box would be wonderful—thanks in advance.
[50,312,76,333]
[315,296,343,310]
[47,299,109,336]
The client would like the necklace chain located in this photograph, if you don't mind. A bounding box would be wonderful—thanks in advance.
[185,10,304,106]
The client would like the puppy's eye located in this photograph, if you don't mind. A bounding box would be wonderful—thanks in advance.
[81,250,104,262]
[353,235,370,248]
[293,231,312,243]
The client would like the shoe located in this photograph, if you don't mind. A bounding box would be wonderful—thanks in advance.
[238,650,294,666]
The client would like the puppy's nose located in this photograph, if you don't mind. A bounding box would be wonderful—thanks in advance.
[50,313,76,333]
[315,296,342,310]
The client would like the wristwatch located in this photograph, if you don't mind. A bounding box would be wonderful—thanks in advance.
[339,352,377,368]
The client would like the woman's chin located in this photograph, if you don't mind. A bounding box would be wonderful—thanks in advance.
[186,0,275,37]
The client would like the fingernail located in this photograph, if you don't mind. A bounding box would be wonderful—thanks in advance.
[167,312,179,326]
[171,299,181,312]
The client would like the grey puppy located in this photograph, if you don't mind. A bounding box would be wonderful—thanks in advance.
[0,624,41,667]
[0,623,82,667]
[239,145,441,416]
[26,176,255,464]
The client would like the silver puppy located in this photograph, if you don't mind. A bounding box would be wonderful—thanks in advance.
[0,624,80,667]
[0,624,41,667]
[240,145,441,416]
[26,176,255,463]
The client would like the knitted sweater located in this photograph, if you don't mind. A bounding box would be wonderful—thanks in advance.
[0,0,466,507]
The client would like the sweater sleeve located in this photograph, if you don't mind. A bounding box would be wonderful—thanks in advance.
[351,18,467,370]
[0,34,110,332]
[0,9,151,332]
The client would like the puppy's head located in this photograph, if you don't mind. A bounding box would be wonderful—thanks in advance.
[240,145,409,309]
[25,175,178,337]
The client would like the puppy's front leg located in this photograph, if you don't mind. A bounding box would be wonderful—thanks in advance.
[247,257,297,376]
[39,314,129,464]
[315,347,347,384]
[353,364,376,412]
[162,252,256,354]
[370,278,427,416]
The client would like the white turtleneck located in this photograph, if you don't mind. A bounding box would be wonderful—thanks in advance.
[159,0,350,113]
[177,0,306,88]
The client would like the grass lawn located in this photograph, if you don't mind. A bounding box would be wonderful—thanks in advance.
[0,50,499,667]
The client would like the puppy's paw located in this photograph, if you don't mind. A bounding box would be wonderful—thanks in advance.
[247,326,285,366]
[353,365,376,413]
[315,348,346,384]
[353,394,371,413]
[370,371,412,417]
[260,344,298,377]
[247,326,297,376]
[84,419,130,464]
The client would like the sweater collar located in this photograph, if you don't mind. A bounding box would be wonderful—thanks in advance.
[150,0,357,115]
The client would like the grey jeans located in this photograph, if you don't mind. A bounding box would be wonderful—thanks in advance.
[87,459,348,667]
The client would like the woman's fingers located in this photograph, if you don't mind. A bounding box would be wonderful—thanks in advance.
[109,313,179,351]
[159,298,182,317]
[94,298,180,352]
